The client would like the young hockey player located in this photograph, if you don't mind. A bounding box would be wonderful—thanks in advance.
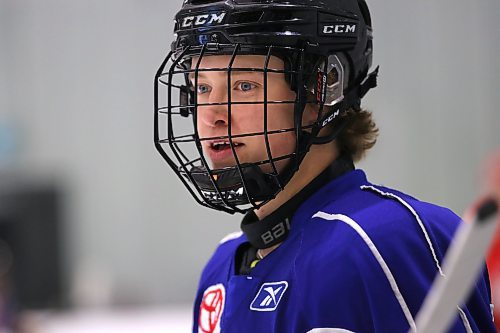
[154,0,496,331]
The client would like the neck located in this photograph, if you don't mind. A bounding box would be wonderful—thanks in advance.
[254,141,339,220]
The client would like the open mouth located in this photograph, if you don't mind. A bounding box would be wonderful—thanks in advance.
[205,140,246,166]
[210,140,244,151]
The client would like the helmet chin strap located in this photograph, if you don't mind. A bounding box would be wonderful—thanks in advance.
[310,119,350,145]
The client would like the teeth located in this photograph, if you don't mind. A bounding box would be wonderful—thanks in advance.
[212,141,241,147]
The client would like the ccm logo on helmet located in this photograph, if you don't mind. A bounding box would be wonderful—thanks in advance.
[181,12,226,28]
[321,109,340,127]
[322,24,356,34]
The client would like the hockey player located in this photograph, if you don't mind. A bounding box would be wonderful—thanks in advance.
[154,0,496,332]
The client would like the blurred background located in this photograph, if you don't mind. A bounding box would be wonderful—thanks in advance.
[0,0,498,332]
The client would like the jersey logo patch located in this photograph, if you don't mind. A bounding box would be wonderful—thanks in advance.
[250,281,288,311]
[199,284,225,333]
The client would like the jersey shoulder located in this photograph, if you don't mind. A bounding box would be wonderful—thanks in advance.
[306,182,462,250]
[297,181,463,288]
[198,231,245,283]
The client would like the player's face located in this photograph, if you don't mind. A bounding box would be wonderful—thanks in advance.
[191,54,299,173]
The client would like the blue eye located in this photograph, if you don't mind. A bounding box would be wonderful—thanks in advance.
[239,82,255,92]
[197,84,210,94]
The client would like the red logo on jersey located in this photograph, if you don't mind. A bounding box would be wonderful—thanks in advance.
[198,284,225,333]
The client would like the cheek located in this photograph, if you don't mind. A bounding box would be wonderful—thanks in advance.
[260,105,297,171]
[196,116,209,140]
[245,104,297,155]
[266,104,296,134]
[269,131,296,155]
[249,124,297,160]
[256,132,296,173]
[239,104,295,132]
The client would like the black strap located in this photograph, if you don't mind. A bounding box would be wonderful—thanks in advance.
[343,65,379,112]
[360,66,380,99]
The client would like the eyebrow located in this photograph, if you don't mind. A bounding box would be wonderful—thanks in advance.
[188,70,264,81]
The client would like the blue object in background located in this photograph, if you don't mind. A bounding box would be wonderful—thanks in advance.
[0,121,18,165]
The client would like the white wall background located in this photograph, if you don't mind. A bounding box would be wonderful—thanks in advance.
[0,0,498,307]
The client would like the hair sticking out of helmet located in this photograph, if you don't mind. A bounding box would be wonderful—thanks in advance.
[155,0,378,214]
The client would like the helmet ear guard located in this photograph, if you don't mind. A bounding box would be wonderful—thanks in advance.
[318,53,348,107]
[310,61,379,145]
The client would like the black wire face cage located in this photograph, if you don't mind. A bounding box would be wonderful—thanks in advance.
[154,43,347,214]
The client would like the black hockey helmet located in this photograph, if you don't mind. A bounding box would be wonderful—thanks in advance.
[154,0,378,214]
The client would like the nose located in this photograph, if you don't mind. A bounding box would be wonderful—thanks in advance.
[197,86,229,128]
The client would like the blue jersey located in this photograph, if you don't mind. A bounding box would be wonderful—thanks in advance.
[192,170,495,333]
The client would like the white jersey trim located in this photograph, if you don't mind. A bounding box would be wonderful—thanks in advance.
[307,328,356,333]
[313,211,417,332]
[219,231,243,244]
[360,185,444,276]
[360,185,472,331]
[457,306,473,333]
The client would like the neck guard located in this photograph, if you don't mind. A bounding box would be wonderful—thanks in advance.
[241,155,354,249]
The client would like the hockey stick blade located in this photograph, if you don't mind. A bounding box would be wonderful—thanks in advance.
[412,198,498,333]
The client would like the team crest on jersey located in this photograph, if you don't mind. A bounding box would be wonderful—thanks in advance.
[250,281,288,311]
[199,284,225,333]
